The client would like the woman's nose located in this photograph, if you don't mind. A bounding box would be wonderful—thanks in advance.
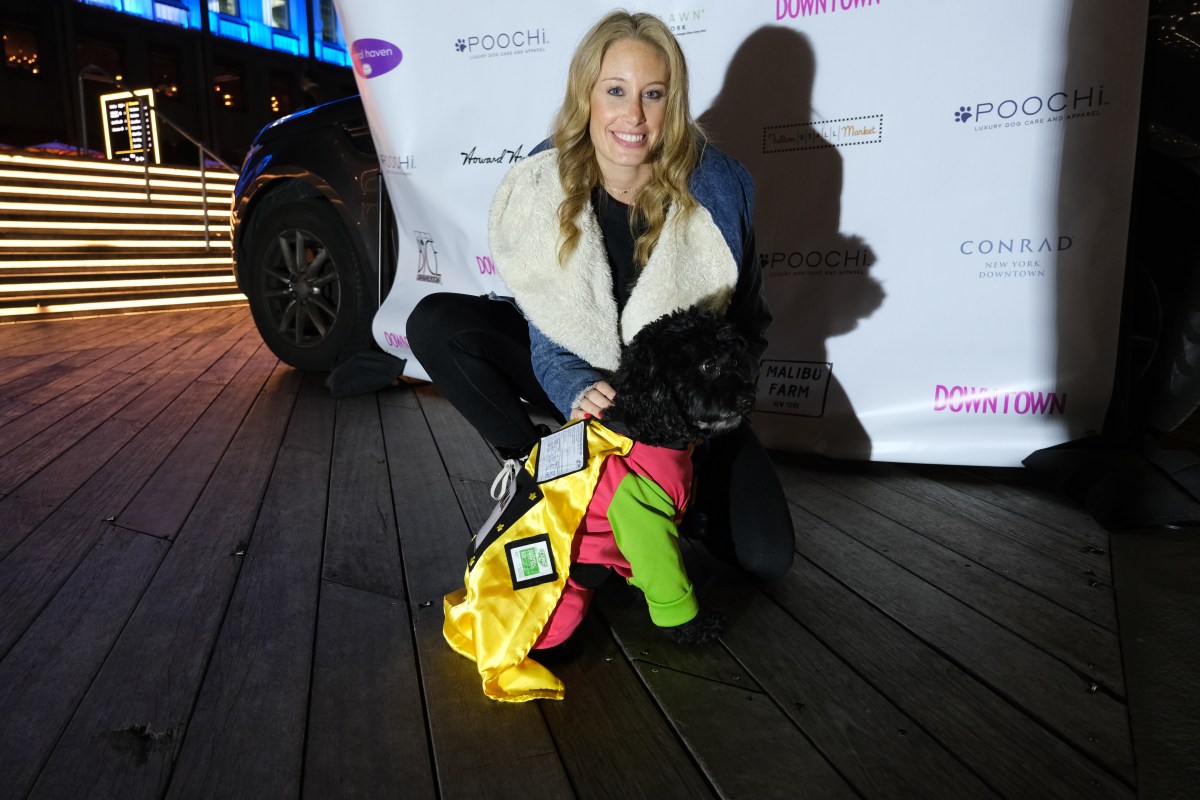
[623,97,645,124]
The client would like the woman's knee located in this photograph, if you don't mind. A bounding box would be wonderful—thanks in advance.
[407,293,472,356]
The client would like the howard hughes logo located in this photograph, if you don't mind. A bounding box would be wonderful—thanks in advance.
[755,361,832,417]
[351,39,402,80]
[461,144,526,166]
[454,28,548,59]
[764,115,883,153]
[415,231,441,284]
[954,85,1107,131]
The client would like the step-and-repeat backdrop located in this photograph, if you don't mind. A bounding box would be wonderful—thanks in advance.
[335,0,1148,466]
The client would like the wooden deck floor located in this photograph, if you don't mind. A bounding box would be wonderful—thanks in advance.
[0,306,1140,799]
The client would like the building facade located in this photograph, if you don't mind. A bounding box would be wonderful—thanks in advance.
[0,0,357,166]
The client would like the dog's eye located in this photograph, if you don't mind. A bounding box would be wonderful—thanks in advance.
[700,358,720,378]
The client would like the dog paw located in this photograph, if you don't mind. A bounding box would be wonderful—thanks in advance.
[661,610,725,644]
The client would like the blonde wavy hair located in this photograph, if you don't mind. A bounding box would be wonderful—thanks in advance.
[553,11,704,267]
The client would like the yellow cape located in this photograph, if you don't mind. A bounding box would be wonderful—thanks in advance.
[443,420,634,701]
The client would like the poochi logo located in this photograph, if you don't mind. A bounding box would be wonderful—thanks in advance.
[351,38,403,80]
[415,231,441,284]
[955,85,1107,131]
[454,28,549,60]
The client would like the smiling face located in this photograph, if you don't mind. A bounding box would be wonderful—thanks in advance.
[588,38,669,188]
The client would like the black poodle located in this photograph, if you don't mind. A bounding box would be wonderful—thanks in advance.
[603,306,757,446]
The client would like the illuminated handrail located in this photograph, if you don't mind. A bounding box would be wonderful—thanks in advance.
[142,107,237,252]
[77,64,237,252]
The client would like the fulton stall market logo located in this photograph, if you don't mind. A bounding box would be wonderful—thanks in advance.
[954,84,1107,132]
[454,27,549,59]
[350,39,402,80]
[764,115,883,153]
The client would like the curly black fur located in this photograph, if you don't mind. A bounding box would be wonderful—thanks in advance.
[603,308,757,446]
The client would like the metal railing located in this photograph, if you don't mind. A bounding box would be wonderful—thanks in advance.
[77,64,237,251]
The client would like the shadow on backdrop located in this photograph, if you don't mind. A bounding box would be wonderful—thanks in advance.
[699,26,883,460]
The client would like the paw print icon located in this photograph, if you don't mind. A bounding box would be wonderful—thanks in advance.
[954,106,973,123]
[455,38,467,53]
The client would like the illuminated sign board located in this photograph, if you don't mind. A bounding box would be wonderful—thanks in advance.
[99,88,161,164]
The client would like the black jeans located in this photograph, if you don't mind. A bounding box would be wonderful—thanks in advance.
[407,292,794,579]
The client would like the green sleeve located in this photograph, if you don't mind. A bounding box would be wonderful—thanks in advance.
[607,473,698,627]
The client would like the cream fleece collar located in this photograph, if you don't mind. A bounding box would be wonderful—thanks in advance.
[489,151,738,371]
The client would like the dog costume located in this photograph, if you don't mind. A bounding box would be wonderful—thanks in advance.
[444,308,757,702]
[442,419,696,702]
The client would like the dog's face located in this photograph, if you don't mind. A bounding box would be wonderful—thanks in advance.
[607,308,757,446]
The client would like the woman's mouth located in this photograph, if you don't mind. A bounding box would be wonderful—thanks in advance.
[612,131,647,148]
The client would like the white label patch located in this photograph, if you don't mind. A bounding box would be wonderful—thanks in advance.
[505,534,558,589]
[534,422,587,483]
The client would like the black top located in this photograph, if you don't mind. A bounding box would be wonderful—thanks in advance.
[592,187,646,314]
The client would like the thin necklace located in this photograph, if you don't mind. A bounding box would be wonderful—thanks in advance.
[603,182,642,196]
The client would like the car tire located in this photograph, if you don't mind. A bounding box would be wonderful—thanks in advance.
[243,200,373,371]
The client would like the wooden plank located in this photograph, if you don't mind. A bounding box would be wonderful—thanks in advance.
[710,577,1002,799]
[0,332,256,561]
[0,332,213,478]
[783,462,1119,633]
[858,462,1112,573]
[633,659,857,799]
[415,383,506,483]
[762,555,1135,799]
[302,581,436,800]
[321,393,404,597]
[909,463,1110,545]
[780,465,1124,691]
[796,518,1133,780]
[0,376,224,658]
[164,374,335,800]
[0,527,167,799]
[594,550,1002,800]
[538,613,718,799]
[114,344,276,539]
[27,364,301,800]
[378,398,575,799]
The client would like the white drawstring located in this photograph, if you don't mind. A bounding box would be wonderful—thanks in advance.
[490,458,521,501]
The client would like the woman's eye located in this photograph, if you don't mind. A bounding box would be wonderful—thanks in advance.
[607,86,624,97]
[644,90,663,100]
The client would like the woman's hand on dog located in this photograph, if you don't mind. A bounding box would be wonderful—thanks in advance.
[572,380,616,420]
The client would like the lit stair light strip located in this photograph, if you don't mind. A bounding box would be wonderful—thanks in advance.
[0,239,232,249]
[0,154,239,181]
[0,169,238,193]
[0,276,237,293]
[0,201,231,217]
[0,220,223,233]
[0,185,227,204]
[0,293,247,318]
[2,256,232,269]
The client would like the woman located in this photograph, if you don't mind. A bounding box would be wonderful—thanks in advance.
[408,11,793,580]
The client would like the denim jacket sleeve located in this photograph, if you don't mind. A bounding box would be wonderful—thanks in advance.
[528,319,608,418]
